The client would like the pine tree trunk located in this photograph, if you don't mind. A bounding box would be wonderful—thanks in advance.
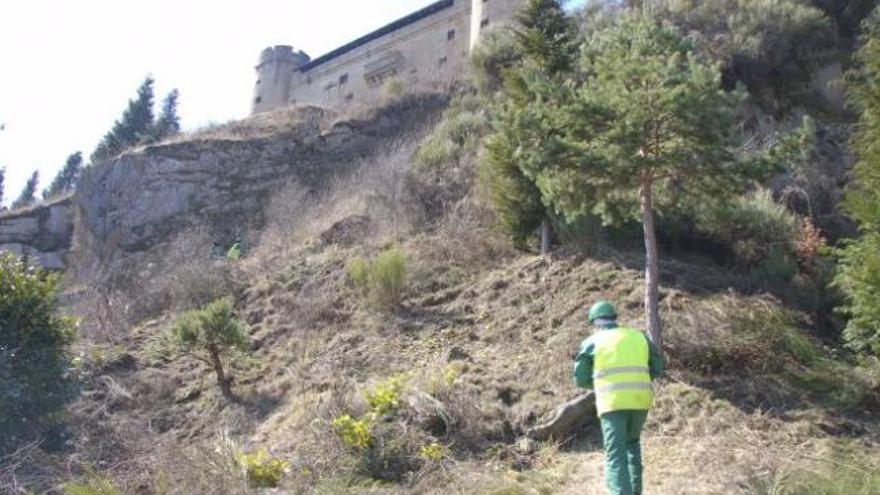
[640,180,663,348]
[209,346,233,400]
[541,217,551,255]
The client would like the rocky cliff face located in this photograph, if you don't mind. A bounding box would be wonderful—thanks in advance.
[0,197,74,270]
[1,95,445,270]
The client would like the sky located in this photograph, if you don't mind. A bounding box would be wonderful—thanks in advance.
[0,0,586,204]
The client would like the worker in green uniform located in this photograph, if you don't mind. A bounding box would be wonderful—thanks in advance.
[574,301,664,495]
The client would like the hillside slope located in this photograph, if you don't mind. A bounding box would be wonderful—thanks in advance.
[50,94,880,492]
[64,228,880,494]
[3,93,878,494]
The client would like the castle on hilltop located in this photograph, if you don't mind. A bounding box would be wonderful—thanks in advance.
[251,0,523,114]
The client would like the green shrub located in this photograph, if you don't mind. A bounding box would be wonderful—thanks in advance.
[370,248,406,308]
[347,258,371,298]
[237,449,290,488]
[414,98,488,170]
[170,297,250,399]
[347,248,407,311]
[668,295,818,373]
[653,0,838,111]
[836,234,880,356]
[0,252,76,453]
[697,189,800,282]
[331,375,421,481]
[364,375,406,417]
[332,414,373,450]
[419,442,449,461]
[415,137,457,169]
[471,27,521,93]
[836,11,880,358]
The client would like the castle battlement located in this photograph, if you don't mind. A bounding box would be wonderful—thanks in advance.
[257,45,311,69]
[251,0,522,114]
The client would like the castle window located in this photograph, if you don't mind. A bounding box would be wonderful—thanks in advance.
[447,29,456,41]
[339,73,349,85]
[345,93,354,101]
[438,56,448,67]
[256,79,262,85]
[254,96,262,104]
[481,18,490,29]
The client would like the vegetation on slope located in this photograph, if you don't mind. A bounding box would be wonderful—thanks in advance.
[2,1,880,494]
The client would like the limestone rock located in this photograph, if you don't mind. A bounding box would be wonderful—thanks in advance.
[0,197,74,269]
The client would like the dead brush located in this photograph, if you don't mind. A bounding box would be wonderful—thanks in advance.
[0,442,61,494]
[664,294,816,374]
[137,426,251,495]
[409,359,513,454]
[160,106,329,145]
[242,138,421,281]
[414,197,512,272]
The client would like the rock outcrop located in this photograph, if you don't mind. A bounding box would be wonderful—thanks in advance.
[2,95,445,270]
[76,97,444,266]
[0,197,74,270]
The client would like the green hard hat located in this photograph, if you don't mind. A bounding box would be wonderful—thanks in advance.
[588,301,617,324]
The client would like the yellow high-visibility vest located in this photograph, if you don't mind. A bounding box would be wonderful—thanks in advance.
[592,327,653,415]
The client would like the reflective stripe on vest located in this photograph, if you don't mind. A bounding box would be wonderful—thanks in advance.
[592,327,653,416]
[593,366,650,379]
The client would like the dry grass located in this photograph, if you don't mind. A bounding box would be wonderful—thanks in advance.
[14,88,877,494]
[160,107,332,145]
[240,137,425,283]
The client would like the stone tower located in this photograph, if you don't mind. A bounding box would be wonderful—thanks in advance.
[252,45,311,114]
[470,0,524,52]
[470,0,486,52]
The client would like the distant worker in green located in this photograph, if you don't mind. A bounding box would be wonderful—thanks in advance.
[574,301,664,495]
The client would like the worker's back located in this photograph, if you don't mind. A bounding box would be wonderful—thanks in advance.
[591,327,652,415]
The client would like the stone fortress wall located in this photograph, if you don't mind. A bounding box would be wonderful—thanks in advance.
[252,0,523,114]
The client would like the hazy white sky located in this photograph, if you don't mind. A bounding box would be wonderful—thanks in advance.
[0,0,585,203]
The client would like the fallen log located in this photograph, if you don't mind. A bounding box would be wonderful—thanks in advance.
[526,392,596,441]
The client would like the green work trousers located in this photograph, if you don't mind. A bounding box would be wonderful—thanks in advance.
[600,409,648,495]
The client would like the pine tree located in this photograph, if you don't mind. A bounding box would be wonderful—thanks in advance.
[151,89,181,142]
[836,8,880,356]
[11,171,39,210]
[482,0,576,253]
[0,167,5,207]
[516,15,766,346]
[513,0,578,75]
[42,152,83,199]
[91,76,156,163]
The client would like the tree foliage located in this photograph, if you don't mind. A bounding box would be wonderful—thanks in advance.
[43,152,83,199]
[0,167,5,207]
[0,252,75,453]
[837,8,880,356]
[651,0,838,111]
[171,297,250,399]
[513,0,578,75]
[91,77,156,163]
[151,89,181,142]
[494,14,766,345]
[810,0,876,41]
[11,171,39,210]
[481,0,576,250]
